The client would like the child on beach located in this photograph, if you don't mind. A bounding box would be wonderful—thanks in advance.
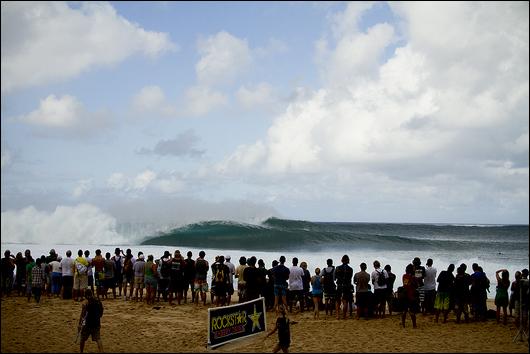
[266,304,291,353]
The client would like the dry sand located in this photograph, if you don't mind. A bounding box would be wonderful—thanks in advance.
[1,295,528,353]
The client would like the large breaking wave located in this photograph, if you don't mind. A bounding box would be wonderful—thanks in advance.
[141,217,528,252]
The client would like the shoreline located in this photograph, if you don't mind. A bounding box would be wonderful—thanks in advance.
[1,295,527,353]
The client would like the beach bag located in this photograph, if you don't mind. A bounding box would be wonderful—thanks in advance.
[377,270,386,287]
[76,262,87,275]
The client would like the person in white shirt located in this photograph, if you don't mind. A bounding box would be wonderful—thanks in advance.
[60,250,74,299]
[49,256,62,297]
[423,258,437,314]
[288,257,305,313]
[371,260,388,318]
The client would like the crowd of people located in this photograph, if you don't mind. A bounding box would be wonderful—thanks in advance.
[1,247,529,331]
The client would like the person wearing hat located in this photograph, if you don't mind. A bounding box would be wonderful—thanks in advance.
[133,253,146,302]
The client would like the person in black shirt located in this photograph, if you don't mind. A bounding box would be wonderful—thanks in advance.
[78,289,103,353]
[334,255,354,320]
[266,304,290,353]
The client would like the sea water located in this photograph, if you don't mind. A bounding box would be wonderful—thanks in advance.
[2,218,528,299]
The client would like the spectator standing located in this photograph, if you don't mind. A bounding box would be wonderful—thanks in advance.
[384,264,396,315]
[321,259,336,317]
[49,256,62,297]
[494,269,510,325]
[60,250,74,299]
[371,260,388,318]
[272,256,290,313]
[434,264,455,323]
[183,251,196,304]
[354,262,372,319]
[423,258,437,315]
[288,257,305,313]
[401,264,419,328]
[311,268,323,319]
[334,255,354,320]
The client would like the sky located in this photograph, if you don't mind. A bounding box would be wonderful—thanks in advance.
[1,1,529,244]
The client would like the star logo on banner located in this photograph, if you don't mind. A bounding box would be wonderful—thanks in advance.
[248,304,262,332]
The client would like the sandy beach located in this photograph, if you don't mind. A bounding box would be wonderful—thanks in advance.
[1,294,527,353]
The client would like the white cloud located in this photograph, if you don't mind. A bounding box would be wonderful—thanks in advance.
[236,82,275,109]
[107,170,184,195]
[18,94,111,138]
[184,85,227,116]
[216,2,528,223]
[1,1,177,93]
[0,204,128,244]
[133,170,156,190]
[152,176,185,194]
[195,31,251,87]
[20,94,83,128]
[107,173,128,191]
[131,85,176,116]
[73,179,93,198]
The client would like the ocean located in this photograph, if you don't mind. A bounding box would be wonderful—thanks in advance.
[2,218,528,299]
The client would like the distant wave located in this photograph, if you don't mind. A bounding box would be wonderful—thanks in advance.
[141,217,529,252]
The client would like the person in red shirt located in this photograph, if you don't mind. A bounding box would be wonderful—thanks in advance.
[401,263,418,328]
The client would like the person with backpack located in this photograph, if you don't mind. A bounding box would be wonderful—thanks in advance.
[371,260,388,318]
[321,258,336,316]
[111,248,123,298]
[194,251,209,306]
[334,255,354,320]
[213,255,230,306]
[73,249,89,302]
[78,289,104,353]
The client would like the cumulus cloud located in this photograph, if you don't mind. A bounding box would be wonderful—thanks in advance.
[184,85,227,116]
[0,204,129,244]
[236,82,277,109]
[216,2,528,222]
[17,94,111,138]
[1,1,177,93]
[107,170,184,195]
[137,129,205,158]
[131,85,177,116]
[195,31,252,87]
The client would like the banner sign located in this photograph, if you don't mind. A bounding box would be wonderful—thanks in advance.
[207,297,267,348]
